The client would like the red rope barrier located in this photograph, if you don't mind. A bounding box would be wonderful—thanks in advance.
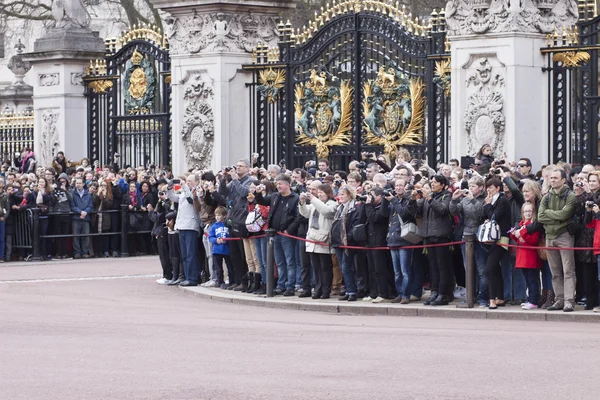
[277,231,465,250]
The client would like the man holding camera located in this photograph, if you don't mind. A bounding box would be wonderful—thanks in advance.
[538,169,577,312]
[215,159,253,290]
[255,174,299,296]
[167,174,202,286]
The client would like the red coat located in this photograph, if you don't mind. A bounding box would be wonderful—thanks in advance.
[586,217,600,256]
[510,220,541,269]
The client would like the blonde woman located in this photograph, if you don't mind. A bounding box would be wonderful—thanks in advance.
[299,182,338,299]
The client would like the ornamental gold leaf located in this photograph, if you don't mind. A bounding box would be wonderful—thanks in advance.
[552,51,590,68]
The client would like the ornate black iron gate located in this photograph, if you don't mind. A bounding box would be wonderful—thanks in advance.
[543,4,600,165]
[84,25,171,168]
[244,1,450,170]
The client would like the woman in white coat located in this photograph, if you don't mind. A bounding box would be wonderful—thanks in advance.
[299,182,338,299]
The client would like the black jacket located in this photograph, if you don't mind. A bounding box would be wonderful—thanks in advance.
[255,191,299,233]
[364,200,390,247]
[416,190,453,240]
[331,201,366,248]
[483,193,511,238]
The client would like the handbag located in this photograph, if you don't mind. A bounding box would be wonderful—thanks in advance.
[399,216,422,244]
[477,217,501,244]
[245,207,265,233]
[350,223,367,244]
[129,212,143,230]
[537,236,547,261]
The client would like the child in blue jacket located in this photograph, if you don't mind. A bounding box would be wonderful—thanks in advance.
[209,206,234,289]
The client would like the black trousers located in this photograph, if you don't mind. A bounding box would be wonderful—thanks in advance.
[310,252,333,296]
[369,249,392,299]
[355,251,369,294]
[157,234,172,280]
[168,233,184,280]
[214,254,234,285]
[427,239,452,296]
[299,242,312,290]
[109,212,120,253]
[229,235,247,284]
[53,216,71,257]
[485,244,507,300]
[583,262,599,307]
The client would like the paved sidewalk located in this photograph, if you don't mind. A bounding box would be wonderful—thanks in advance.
[180,286,600,323]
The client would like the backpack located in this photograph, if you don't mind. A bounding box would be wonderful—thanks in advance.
[245,206,265,233]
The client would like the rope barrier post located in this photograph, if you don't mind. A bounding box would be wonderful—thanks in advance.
[120,205,129,257]
[30,208,42,261]
[266,229,276,297]
[462,235,475,309]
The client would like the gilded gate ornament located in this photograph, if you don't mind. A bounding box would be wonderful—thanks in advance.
[124,48,156,115]
[552,51,591,68]
[258,68,286,103]
[294,69,353,159]
[362,65,424,158]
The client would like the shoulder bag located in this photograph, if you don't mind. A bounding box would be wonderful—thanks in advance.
[477,215,501,244]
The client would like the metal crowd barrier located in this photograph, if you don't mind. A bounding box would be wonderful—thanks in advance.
[17,205,153,260]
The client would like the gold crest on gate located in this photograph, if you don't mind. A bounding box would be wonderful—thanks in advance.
[294,68,353,159]
[363,64,424,158]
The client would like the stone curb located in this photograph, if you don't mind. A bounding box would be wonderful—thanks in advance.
[180,286,600,323]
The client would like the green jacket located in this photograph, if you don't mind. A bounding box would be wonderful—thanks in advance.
[538,185,576,240]
[0,192,9,220]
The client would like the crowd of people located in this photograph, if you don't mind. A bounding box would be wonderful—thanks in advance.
[0,147,174,261]
[4,145,600,313]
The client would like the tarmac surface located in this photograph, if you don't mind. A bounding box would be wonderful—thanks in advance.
[1,257,600,400]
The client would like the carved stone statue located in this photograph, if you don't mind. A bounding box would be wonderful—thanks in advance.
[52,0,91,30]
[445,0,579,35]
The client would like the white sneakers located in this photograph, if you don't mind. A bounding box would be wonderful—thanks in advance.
[156,278,170,285]
[453,286,467,299]
[372,297,390,304]
[201,280,218,288]
[521,302,538,310]
[362,296,374,302]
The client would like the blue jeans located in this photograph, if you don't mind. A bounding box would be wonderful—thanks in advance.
[461,241,489,302]
[254,236,267,284]
[295,239,303,286]
[335,248,358,295]
[0,219,5,259]
[390,248,413,297]
[179,230,200,284]
[541,261,553,291]
[522,268,541,304]
[411,250,425,297]
[72,220,90,256]
[273,234,297,290]
[500,252,527,300]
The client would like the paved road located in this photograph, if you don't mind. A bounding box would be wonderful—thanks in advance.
[0,258,597,400]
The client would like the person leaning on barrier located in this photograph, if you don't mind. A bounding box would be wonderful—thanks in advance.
[450,175,489,307]
[71,177,93,259]
[298,181,337,299]
[538,168,577,312]
[385,178,419,304]
[255,174,300,296]
[416,174,453,306]
[92,179,114,258]
[167,174,202,287]
[35,177,55,260]
[51,173,72,260]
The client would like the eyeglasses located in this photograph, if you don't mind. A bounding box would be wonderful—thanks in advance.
[517,164,528,168]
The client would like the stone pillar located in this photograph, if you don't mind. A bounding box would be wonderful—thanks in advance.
[23,28,104,167]
[446,0,578,169]
[150,0,294,174]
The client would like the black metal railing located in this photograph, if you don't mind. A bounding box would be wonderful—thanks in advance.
[12,205,153,261]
